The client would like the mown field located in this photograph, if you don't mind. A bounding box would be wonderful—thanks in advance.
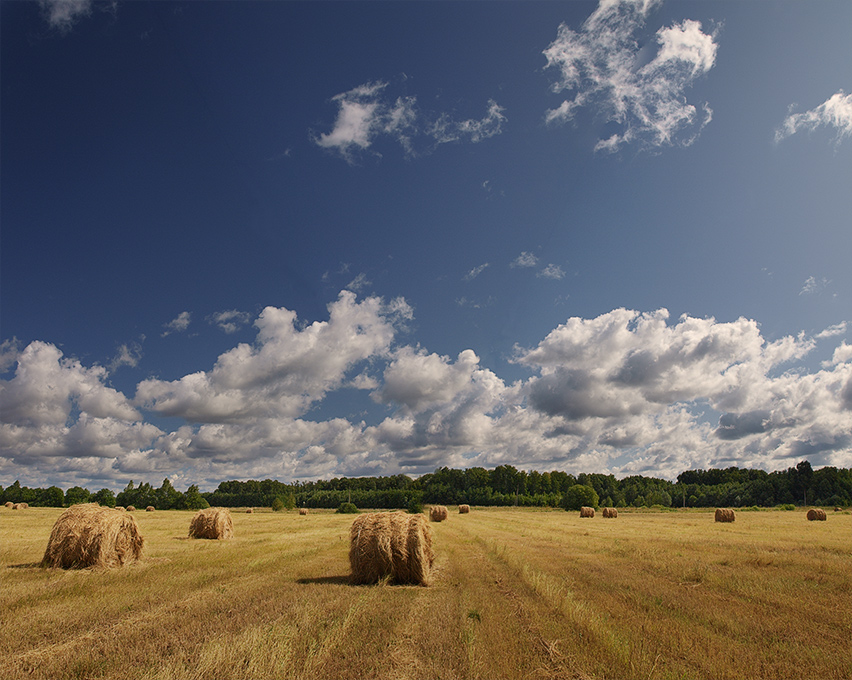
[1,506,849,680]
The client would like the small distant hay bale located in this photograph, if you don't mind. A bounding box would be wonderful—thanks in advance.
[246,508,254,514]
[189,507,234,539]
[715,508,736,523]
[458,504,470,514]
[580,506,595,518]
[349,511,434,586]
[41,503,144,569]
[807,508,827,521]
[126,505,136,512]
[4,501,13,508]
[115,506,125,512]
[20,502,29,509]
[12,503,23,510]
[834,507,842,512]
[299,508,309,515]
[429,506,448,522]
[602,507,618,518]
[146,506,155,512]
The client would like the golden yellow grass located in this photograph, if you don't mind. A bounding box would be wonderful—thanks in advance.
[1,507,850,680]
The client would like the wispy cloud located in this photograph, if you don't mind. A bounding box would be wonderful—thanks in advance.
[313,81,505,162]
[346,272,371,293]
[511,252,539,268]
[208,310,251,334]
[162,311,191,337]
[799,276,829,296]
[464,263,490,281]
[38,0,92,31]
[109,342,143,371]
[537,264,566,280]
[543,0,717,152]
[775,90,852,145]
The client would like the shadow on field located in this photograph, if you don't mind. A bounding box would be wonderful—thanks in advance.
[296,574,351,585]
[7,562,41,569]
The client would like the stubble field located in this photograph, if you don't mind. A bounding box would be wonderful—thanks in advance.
[1,506,849,680]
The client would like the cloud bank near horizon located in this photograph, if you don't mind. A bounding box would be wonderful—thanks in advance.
[2,292,849,490]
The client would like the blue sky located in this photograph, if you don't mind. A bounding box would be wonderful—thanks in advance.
[2,0,850,491]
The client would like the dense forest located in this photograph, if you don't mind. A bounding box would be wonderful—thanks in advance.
[2,461,850,511]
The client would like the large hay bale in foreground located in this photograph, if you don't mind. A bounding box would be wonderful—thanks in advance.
[715,508,736,523]
[602,507,618,518]
[42,503,144,569]
[807,508,827,521]
[458,504,470,514]
[189,507,234,539]
[349,512,434,586]
[429,506,448,522]
[299,508,309,515]
[580,506,595,518]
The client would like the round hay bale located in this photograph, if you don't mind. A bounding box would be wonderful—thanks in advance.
[429,506,448,522]
[42,503,144,569]
[189,507,234,539]
[458,504,470,514]
[20,502,29,508]
[299,508,309,515]
[4,501,13,508]
[834,507,842,512]
[715,508,735,523]
[580,506,595,518]
[126,505,136,512]
[602,507,618,518]
[146,506,155,512]
[349,511,434,586]
[115,506,125,512]
[806,508,827,521]
[12,503,23,510]
[246,508,254,514]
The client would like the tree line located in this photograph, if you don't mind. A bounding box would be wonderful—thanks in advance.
[3,461,850,511]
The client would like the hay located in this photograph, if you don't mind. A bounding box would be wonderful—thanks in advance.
[834,507,842,512]
[458,504,470,514]
[41,503,144,569]
[146,506,155,512]
[580,506,595,518]
[4,501,13,508]
[807,508,827,521]
[602,507,618,518]
[715,508,736,523]
[126,505,136,512]
[188,507,234,539]
[246,508,254,513]
[115,506,125,511]
[12,503,23,510]
[429,506,448,522]
[349,511,434,586]
[299,508,309,515]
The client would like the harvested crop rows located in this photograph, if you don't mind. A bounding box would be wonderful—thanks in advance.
[1,507,849,680]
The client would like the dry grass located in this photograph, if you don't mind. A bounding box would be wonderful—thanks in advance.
[188,508,234,540]
[1,507,850,680]
[40,503,144,569]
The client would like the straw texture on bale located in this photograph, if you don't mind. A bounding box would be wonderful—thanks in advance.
[458,504,470,514]
[189,507,234,539]
[715,508,736,523]
[146,506,155,512]
[429,505,449,522]
[42,503,144,569]
[349,511,434,586]
[299,508,309,515]
[807,508,827,521]
[4,501,12,508]
[12,503,23,510]
[602,507,618,518]
[580,506,595,518]
[115,506,125,511]
[126,505,136,512]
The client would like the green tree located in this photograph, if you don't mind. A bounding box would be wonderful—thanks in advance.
[65,486,91,506]
[156,478,182,510]
[40,486,65,507]
[563,484,599,511]
[271,496,286,512]
[92,488,116,507]
[183,485,209,510]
